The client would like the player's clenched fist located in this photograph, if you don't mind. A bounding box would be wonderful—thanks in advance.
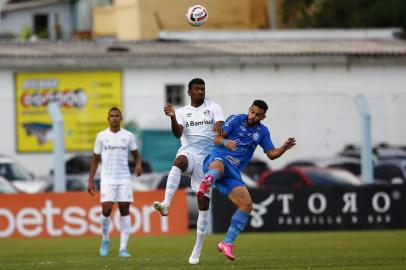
[164,103,175,117]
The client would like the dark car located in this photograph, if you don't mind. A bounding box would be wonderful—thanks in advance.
[374,160,406,184]
[257,166,361,189]
[338,144,406,163]
[285,156,361,176]
[243,159,270,181]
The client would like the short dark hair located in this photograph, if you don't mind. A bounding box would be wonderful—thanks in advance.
[188,78,205,90]
[252,100,268,112]
[108,107,122,115]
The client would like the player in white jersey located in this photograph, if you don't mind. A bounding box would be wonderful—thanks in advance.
[87,107,143,258]
[152,78,224,264]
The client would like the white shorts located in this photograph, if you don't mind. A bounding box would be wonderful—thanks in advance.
[100,181,133,203]
[177,151,212,198]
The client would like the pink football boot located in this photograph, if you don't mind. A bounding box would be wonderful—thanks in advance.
[217,241,236,261]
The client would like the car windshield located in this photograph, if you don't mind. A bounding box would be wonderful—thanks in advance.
[0,163,31,181]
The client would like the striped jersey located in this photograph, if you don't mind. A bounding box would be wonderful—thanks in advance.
[94,128,137,183]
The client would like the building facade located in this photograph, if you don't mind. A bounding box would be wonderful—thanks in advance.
[0,30,405,175]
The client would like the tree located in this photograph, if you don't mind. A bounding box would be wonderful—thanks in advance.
[281,0,406,28]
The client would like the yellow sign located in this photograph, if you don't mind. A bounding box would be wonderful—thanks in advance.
[16,71,122,152]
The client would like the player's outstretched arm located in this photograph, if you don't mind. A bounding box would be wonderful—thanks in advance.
[87,153,101,196]
[266,137,296,160]
[164,103,183,138]
[132,149,143,176]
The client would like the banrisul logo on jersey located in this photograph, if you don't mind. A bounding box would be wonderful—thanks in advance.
[185,119,214,127]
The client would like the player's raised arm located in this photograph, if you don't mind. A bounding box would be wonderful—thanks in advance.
[164,103,183,138]
[87,153,101,196]
[266,137,296,160]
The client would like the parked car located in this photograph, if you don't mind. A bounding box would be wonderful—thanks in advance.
[46,178,88,192]
[257,166,361,189]
[374,159,406,184]
[49,153,154,191]
[338,144,406,163]
[0,155,51,193]
[285,156,361,176]
[243,159,271,181]
[0,176,20,194]
[64,153,153,175]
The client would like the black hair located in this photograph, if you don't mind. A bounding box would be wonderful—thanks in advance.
[188,78,205,90]
[108,107,122,115]
[252,100,268,112]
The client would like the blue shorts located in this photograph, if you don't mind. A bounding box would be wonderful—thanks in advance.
[203,153,245,197]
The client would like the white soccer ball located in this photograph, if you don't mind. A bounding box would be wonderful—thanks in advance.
[186,5,208,27]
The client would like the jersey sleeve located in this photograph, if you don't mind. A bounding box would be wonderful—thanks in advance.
[129,133,138,151]
[212,103,225,122]
[175,108,185,127]
[93,133,102,155]
[259,127,275,152]
[222,114,239,135]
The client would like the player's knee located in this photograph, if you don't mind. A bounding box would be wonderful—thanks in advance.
[239,202,253,213]
[118,205,130,216]
[173,156,188,171]
[102,208,112,217]
[197,196,210,211]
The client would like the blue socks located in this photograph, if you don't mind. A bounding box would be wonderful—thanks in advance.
[206,169,220,182]
[224,209,250,244]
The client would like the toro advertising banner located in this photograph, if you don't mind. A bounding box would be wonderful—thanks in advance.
[16,71,122,152]
[0,190,188,238]
[212,185,406,232]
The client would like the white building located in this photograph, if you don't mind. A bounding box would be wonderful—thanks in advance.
[0,29,405,176]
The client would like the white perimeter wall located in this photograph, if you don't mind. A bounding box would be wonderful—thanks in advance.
[123,64,406,169]
[1,63,405,175]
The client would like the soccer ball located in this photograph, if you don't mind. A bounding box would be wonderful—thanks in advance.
[186,5,208,27]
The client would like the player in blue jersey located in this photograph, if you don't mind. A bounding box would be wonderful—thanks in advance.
[196,100,296,261]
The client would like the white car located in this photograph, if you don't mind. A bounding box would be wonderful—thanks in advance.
[0,155,51,193]
[0,176,19,194]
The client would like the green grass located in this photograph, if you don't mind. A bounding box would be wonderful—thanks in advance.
[1,230,406,269]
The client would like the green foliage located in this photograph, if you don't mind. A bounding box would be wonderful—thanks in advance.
[18,25,32,40]
[0,230,405,269]
[37,28,49,39]
[282,0,406,28]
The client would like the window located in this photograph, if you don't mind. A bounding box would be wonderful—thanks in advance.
[165,84,185,106]
[33,14,49,38]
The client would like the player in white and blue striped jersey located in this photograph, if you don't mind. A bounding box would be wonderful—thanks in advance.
[87,107,143,258]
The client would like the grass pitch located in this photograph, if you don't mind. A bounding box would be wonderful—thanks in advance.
[1,230,405,269]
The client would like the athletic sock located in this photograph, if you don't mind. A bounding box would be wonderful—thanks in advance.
[119,215,131,251]
[224,209,250,245]
[204,169,220,186]
[101,215,110,241]
[162,166,182,207]
[191,210,210,257]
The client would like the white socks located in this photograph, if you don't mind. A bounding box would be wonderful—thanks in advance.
[119,215,131,251]
[162,166,182,207]
[191,210,209,258]
[101,215,110,241]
